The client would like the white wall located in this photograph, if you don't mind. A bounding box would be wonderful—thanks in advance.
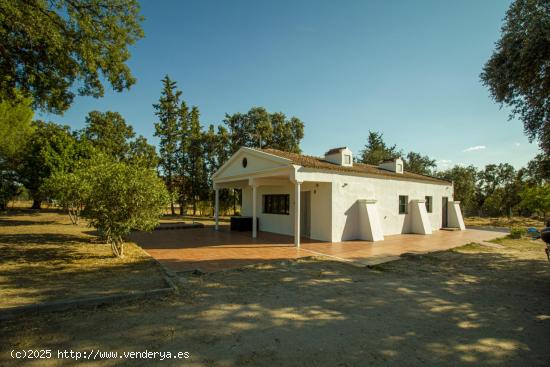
[241,181,332,241]
[242,172,453,243]
[330,175,453,241]
[301,182,332,241]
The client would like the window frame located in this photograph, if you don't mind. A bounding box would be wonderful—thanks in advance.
[425,196,433,213]
[398,195,408,214]
[263,194,290,215]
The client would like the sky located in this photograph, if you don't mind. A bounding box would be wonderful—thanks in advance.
[39,0,540,170]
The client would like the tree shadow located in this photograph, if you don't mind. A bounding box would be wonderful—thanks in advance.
[1,248,549,366]
[0,218,58,226]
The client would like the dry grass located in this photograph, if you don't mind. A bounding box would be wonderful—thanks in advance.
[464,216,544,229]
[0,210,167,309]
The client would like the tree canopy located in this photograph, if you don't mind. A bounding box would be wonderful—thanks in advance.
[404,152,437,176]
[359,131,401,165]
[0,95,34,163]
[481,0,550,153]
[83,110,157,167]
[223,107,304,154]
[19,121,84,208]
[0,0,144,114]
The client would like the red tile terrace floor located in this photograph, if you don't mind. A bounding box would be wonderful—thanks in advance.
[128,226,505,272]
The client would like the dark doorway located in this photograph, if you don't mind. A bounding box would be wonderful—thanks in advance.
[442,197,448,228]
[300,191,311,237]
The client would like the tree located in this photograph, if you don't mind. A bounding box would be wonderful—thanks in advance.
[359,131,402,165]
[476,163,518,216]
[129,136,159,169]
[481,0,550,153]
[0,0,144,114]
[523,153,550,185]
[83,111,136,161]
[153,76,181,215]
[248,107,272,148]
[42,168,91,224]
[223,107,305,154]
[214,125,234,213]
[83,110,157,167]
[19,121,81,209]
[0,170,20,211]
[83,160,169,257]
[519,184,550,219]
[404,152,436,175]
[223,112,250,154]
[0,95,34,162]
[187,106,205,215]
[176,99,190,215]
[203,124,221,215]
[270,113,304,153]
[436,165,478,215]
[0,96,34,209]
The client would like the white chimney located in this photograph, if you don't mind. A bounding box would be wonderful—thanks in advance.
[324,147,353,167]
[379,158,404,174]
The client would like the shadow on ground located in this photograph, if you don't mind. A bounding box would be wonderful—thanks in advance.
[1,245,549,366]
[0,212,168,309]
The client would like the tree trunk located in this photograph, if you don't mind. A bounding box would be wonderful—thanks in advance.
[170,201,175,216]
[31,199,42,209]
[109,236,124,257]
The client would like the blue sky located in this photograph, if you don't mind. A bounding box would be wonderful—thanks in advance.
[39,0,539,170]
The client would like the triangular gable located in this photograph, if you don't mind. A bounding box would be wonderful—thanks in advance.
[213,147,291,181]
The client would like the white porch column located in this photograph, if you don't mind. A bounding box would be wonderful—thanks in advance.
[252,184,258,238]
[214,188,219,230]
[294,180,302,247]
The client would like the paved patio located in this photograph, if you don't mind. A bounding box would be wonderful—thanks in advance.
[128,227,505,272]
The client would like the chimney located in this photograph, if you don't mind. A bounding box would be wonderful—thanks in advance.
[324,147,353,167]
[379,158,404,174]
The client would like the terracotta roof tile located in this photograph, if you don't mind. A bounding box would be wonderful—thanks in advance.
[259,148,450,185]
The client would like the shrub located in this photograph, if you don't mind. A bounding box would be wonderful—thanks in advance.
[83,160,169,257]
[509,227,525,239]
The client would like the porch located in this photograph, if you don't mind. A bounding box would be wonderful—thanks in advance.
[129,227,504,272]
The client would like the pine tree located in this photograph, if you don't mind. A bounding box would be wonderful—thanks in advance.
[176,100,190,215]
[153,75,181,215]
[188,106,204,215]
[359,131,401,165]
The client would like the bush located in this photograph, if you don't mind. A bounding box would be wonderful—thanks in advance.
[509,227,525,239]
[83,160,169,257]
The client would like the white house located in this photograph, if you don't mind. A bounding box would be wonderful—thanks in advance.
[212,146,465,247]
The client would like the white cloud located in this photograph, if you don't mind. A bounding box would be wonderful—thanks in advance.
[462,145,486,152]
[436,159,453,169]
[514,142,521,147]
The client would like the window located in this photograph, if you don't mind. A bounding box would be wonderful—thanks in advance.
[344,154,351,164]
[425,196,432,213]
[399,195,408,214]
[263,194,290,215]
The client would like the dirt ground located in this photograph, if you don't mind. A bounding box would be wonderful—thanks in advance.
[1,235,549,366]
[0,211,166,308]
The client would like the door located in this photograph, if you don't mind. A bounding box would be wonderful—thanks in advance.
[300,191,311,237]
[442,197,448,228]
